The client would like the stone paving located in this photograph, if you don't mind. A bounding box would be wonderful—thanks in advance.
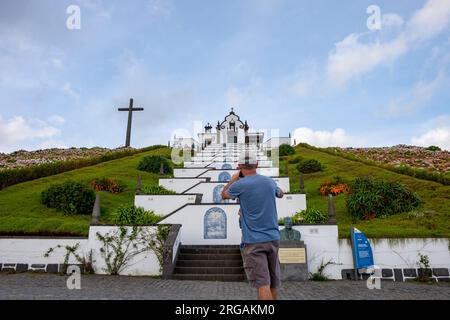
[0,273,449,300]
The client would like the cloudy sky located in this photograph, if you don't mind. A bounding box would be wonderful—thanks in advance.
[0,0,449,153]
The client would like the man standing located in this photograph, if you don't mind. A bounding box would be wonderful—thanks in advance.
[221,152,284,300]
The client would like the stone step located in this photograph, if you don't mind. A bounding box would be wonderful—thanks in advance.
[172,274,246,282]
[174,266,244,275]
[176,259,243,268]
[180,248,241,254]
[178,253,243,261]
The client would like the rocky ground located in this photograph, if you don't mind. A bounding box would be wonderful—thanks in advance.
[337,145,449,174]
[0,147,123,170]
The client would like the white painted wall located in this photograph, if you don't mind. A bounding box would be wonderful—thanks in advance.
[292,225,341,280]
[173,168,209,178]
[159,178,207,193]
[160,204,242,245]
[88,226,160,276]
[271,177,290,192]
[185,182,236,204]
[206,162,273,169]
[199,170,239,180]
[337,238,450,278]
[184,162,210,168]
[135,194,197,215]
[196,168,281,180]
[0,237,88,264]
[258,167,279,176]
[159,202,307,245]
[276,194,307,217]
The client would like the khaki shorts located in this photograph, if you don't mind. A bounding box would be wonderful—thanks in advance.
[241,240,281,289]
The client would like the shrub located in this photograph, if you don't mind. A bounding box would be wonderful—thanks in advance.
[310,260,335,281]
[319,176,349,196]
[138,155,172,174]
[288,156,303,164]
[279,144,295,157]
[299,207,328,224]
[425,145,441,152]
[296,159,324,174]
[90,178,126,194]
[141,185,176,195]
[41,181,95,215]
[112,204,163,225]
[416,253,432,283]
[346,177,423,220]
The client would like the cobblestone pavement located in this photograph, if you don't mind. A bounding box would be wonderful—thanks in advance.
[1,274,449,300]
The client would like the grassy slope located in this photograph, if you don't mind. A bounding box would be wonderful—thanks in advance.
[0,147,171,237]
[0,144,449,238]
[282,146,450,239]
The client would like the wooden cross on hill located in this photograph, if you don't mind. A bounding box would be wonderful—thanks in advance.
[118,98,144,148]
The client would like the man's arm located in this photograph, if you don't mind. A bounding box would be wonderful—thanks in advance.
[221,172,240,200]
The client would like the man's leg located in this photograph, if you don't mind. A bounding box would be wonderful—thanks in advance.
[267,241,281,300]
[270,287,278,300]
[258,285,273,300]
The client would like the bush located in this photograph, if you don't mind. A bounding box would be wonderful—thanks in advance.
[425,145,441,152]
[90,178,126,194]
[346,177,423,220]
[288,156,303,164]
[280,208,328,225]
[299,207,328,224]
[41,181,95,215]
[296,159,324,174]
[279,144,295,157]
[112,204,163,225]
[141,185,176,195]
[138,155,172,174]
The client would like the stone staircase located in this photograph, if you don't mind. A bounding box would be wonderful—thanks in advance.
[173,245,246,281]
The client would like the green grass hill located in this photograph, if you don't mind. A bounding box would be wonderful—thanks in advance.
[0,144,448,239]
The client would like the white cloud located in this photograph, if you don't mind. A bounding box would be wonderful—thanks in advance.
[291,79,310,97]
[50,58,63,69]
[0,115,61,152]
[292,127,361,147]
[225,87,245,107]
[412,126,450,150]
[147,0,174,17]
[407,0,450,42]
[61,82,80,99]
[326,0,450,86]
[39,139,67,149]
[327,33,407,86]
[48,115,65,125]
[382,13,404,29]
[411,114,450,150]
[380,72,444,117]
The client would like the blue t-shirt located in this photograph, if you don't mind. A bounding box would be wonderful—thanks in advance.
[227,174,281,244]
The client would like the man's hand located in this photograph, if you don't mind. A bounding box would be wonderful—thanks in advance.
[230,172,240,183]
[221,171,240,200]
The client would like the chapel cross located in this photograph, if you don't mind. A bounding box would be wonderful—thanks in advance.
[118,98,144,148]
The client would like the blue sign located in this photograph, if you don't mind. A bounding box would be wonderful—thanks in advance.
[221,163,232,169]
[204,207,227,239]
[213,184,228,203]
[350,227,374,270]
[218,171,231,182]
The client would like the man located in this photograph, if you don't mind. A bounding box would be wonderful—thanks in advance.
[221,152,284,300]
